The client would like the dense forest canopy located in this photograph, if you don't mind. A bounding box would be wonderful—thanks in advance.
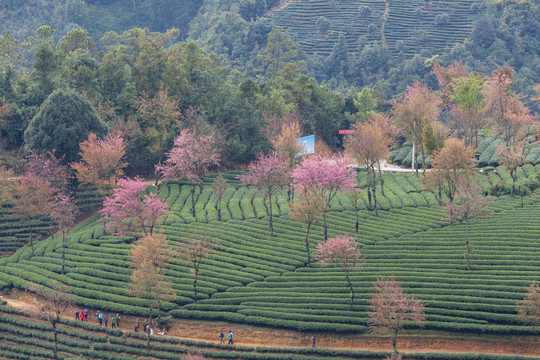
[0,0,539,175]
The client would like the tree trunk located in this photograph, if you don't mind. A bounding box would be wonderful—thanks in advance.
[154,158,162,187]
[304,223,311,267]
[371,172,378,217]
[323,212,328,240]
[29,222,34,258]
[412,141,417,174]
[367,186,372,211]
[157,299,162,321]
[217,199,222,221]
[191,184,196,217]
[345,271,354,311]
[520,189,524,208]
[465,218,470,272]
[193,268,198,301]
[438,185,442,206]
[355,209,359,233]
[392,328,399,355]
[268,191,274,237]
[378,167,384,196]
[53,322,58,359]
[420,142,426,176]
[511,172,516,197]
[61,231,66,275]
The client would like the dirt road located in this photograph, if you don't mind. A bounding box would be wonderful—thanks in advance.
[2,290,539,357]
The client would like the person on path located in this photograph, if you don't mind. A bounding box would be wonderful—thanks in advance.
[134,319,139,332]
[115,313,121,327]
[220,330,224,344]
[98,311,103,325]
[83,309,88,321]
[104,315,108,327]
[143,320,148,333]
[75,310,80,321]
[312,336,316,348]
[227,330,233,345]
[80,311,85,322]
[111,316,116,329]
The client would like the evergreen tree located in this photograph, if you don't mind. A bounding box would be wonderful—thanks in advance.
[24,89,108,163]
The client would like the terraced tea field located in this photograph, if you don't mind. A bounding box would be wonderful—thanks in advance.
[0,184,104,255]
[0,170,538,348]
[270,0,480,57]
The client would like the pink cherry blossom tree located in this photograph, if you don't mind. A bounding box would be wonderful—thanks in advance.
[290,190,324,267]
[50,194,79,274]
[516,281,540,327]
[443,177,492,271]
[71,133,128,196]
[157,129,220,217]
[392,81,441,174]
[485,65,534,148]
[292,156,356,239]
[177,233,218,301]
[11,171,54,257]
[345,117,395,216]
[238,153,290,236]
[368,276,425,356]
[25,150,70,195]
[315,235,364,311]
[100,177,170,238]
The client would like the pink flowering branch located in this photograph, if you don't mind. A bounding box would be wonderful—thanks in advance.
[315,235,364,311]
[238,153,290,236]
[157,129,220,217]
[368,276,425,355]
[101,177,170,238]
[292,155,356,239]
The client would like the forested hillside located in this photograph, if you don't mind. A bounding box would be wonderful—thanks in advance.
[0,0,202,41]
[1,0,538,99]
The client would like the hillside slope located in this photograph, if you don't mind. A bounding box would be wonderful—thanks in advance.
[270,0,480,57]
[0,172,538,338]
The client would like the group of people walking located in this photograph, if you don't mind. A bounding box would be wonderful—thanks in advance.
[75,309,241,346]
[134,318,165,335]
[220,330,234,344]
[75,309,121,328]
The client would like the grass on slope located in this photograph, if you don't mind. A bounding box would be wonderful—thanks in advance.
[0,172,538,336]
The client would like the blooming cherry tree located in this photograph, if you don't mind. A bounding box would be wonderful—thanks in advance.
[71,132,127,196]
[238,153,290,236]
[290,190,324,266]
[443,177,492,271]
[50,194,79,274]
[485,65,534,148]
[157,129,220,217]
[11,171,54,257]
[345,117,394,216]
[422,138,476,205]
[315,235,364,310]
[101,177,169,238]
[25,150,69,195]
[392,81,441,173]
[516,281,540,327]
[292,156,355,239]
[177,233,218,301]
[368,276,425,356]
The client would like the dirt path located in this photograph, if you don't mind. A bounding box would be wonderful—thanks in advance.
[2,290,539,357]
